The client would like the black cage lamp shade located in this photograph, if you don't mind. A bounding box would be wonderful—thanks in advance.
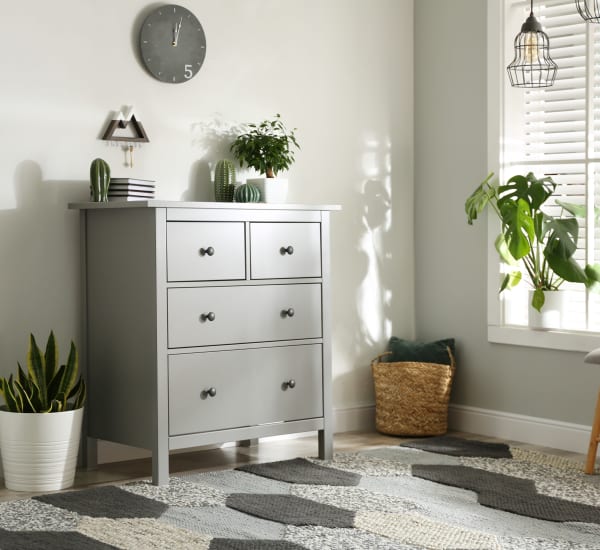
[577,0,600,22]
[507,2,557,88]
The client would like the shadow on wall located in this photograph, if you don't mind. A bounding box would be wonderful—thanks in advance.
[0,160,88,372]
[182,114,247,202]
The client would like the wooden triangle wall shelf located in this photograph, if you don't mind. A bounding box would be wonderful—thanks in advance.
[102,115,149,143]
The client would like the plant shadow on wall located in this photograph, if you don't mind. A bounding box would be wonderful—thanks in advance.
[0,160,88,371]
[334,174,395,408]
[183,114,246,201]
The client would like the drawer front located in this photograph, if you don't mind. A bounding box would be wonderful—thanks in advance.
[168,344,323,435]
[168,284,322,348]
[250,223,321,279]
[167,222,246,282]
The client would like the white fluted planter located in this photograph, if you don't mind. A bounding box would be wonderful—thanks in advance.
[0,407,83,491]
[248,178,288,203]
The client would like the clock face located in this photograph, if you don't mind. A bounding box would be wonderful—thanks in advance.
[139,5,206,83]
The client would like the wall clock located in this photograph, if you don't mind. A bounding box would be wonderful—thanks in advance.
[139,4,206,83]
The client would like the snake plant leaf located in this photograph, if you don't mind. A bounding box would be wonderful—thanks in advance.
[14,379,35,413]
[27,334,47,409]
[44,331,58,385]
[67,378,83,399]
[73,380,86,410]
[465,172,496,225]
[532,288,546,312]
[48,364,65,402]
[16,362,31,393]
[29,381,43,412]
[499,198,534,260]
[1,376,20,412]
[57,342,78,398]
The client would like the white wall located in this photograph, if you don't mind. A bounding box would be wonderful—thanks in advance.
[414,0,598,433]
[0,0,414,458]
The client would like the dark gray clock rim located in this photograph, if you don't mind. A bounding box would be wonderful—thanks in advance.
[139,4,206,84]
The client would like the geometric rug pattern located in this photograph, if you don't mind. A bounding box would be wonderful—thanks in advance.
[0,437,599,549]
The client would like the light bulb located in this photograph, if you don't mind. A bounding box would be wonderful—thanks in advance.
[523,32,539,65]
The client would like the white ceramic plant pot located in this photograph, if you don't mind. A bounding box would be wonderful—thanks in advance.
[528,290,568,330]
[0,407,83,491]
[248,178,288,203]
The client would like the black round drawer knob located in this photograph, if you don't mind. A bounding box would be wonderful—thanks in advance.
[286,379,296,389]
[205,387,217,397]
[200,246,215,256]
[201,312,216,322]
[280,245,294,255]
[283,308,295,317]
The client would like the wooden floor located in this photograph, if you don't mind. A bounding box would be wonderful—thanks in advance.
[0,430,593,502]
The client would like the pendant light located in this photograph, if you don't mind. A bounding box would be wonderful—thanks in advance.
[506,0,557,88]
[576,0,600,22]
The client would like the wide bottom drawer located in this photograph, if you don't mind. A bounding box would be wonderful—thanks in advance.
[168,344,323,436]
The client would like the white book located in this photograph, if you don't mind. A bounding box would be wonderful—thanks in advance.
[110,178,156,185]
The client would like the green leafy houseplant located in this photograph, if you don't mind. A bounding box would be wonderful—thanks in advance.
[230,114,300,178]
[465,172,600,311]
[0,332,86,413]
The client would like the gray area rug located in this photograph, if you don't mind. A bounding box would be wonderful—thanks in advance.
[0,438,599,549]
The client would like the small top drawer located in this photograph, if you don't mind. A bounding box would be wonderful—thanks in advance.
[250,223,321,279]
[167,222,246,282]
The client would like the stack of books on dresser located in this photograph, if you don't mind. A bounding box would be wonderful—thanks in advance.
[108,178,155,201]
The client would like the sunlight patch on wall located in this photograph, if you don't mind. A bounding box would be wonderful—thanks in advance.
[356,134,393,347]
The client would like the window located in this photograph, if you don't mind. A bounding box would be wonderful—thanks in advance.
[492,0,600,344]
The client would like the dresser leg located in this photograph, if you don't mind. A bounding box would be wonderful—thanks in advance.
[152,447,170,485]
[237,439,258,447]
[318,428,333,460]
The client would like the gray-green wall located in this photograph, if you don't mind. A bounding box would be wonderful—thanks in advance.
[414,0,597,425]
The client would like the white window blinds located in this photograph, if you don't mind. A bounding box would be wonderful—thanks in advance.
[504,0,600,331]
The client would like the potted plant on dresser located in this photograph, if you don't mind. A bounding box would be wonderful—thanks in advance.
[0,332,86,491]
[230,113,300,203]
[465,172,600,330]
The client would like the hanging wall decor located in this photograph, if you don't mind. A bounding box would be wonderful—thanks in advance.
[576,0,600,22]
[507,0,557,88]
[101,106,149,168]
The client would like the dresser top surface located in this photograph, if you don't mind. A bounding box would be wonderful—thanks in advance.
[69,201,341,212]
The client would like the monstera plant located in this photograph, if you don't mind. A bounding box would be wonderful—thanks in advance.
[465,172,600,311]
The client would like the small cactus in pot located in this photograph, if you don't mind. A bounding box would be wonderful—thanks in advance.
[90,158,111,202]
[234,182,261,203]
[214,159,236,202]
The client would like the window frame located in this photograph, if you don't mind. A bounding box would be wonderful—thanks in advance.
[486,0,600,351]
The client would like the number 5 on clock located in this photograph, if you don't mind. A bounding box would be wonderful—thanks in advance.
[184,65,193,79]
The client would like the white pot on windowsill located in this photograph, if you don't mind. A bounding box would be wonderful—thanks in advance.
[528,290,569,331]
[248,178,288,204]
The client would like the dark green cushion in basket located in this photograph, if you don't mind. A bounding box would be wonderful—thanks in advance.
[387,337,455,366]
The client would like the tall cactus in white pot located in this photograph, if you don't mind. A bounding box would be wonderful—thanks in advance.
[0,332,86,491]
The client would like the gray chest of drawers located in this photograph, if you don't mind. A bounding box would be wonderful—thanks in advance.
[72,201,338,485]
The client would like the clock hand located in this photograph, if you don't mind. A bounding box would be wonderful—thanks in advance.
[172,17,183,46]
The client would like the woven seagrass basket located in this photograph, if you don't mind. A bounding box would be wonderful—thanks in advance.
[371,350,455,436]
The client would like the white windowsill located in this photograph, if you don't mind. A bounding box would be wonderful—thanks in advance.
[488,324,600,353]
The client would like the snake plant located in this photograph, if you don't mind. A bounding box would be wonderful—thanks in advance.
[466,172,600,311]
[0,332,86,413]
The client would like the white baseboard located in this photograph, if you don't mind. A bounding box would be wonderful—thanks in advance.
[334,405,376,433]
[448,404,592,454]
